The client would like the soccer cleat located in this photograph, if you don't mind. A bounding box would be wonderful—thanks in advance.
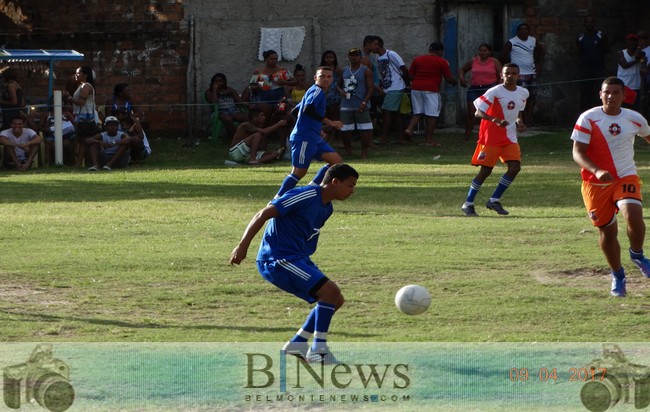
[486,200,509,215]
[610,275,626,297]
[87,166,98,171]
[102,165,112,171]
[461,204,479,217]
[282,341,308,361]
[631,255,650,278]
[306,346,341,365]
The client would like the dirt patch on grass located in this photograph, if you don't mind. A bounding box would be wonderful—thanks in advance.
[0,283,73,306]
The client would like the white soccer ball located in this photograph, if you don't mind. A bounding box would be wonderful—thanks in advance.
[395,284,431,315]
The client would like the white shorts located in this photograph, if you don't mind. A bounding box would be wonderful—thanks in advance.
[411,90,441,117]
[229,141,264,163]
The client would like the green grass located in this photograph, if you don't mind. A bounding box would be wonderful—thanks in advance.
[1,130,649,342]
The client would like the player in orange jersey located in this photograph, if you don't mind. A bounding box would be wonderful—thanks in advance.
[571,76,650,297]
[461,63,528,217]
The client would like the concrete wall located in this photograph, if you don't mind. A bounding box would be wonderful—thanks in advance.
[2,0,650,134]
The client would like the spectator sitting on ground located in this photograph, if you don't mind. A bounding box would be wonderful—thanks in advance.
[85,116,130,171]
[0,115,42,171]
[114,107,151,164]
[285,64,309,107]
[22,100,77,166]
[204,73,249,140]
[227,108,287,165]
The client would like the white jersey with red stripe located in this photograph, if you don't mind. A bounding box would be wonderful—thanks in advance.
[473,84,528,146]
[571,107,650,183]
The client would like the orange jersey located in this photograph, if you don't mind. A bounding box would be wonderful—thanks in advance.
[571,107,650,183]
[473,84,528,146]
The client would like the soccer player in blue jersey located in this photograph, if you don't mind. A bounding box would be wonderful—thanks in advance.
[231,163,358,364]
[275,66,344,198]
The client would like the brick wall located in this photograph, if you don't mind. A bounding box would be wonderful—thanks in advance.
[0,0,189,135]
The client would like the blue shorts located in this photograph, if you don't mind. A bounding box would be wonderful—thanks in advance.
[290,137,335,168]
[257,259,329,303]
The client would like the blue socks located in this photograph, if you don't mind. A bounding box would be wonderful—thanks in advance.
[490,174,514,201]
[311,165,330,186]
[290,307,316,343]
[630,248,644,260]
[465,178,483,204]
[312,302,336,350]
[277,173,301,197]
[612,267,625,280]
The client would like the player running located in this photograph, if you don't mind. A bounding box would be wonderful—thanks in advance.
[461,63,529,217]
[571,76,650,297]
[275,66,343,198]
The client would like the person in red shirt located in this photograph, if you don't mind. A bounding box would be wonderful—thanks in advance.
[404,42,457,147]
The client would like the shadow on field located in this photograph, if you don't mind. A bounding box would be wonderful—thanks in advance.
[0,177,583,209]
[2,310,377,338]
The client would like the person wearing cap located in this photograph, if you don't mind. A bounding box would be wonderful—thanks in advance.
[617,33,645,110]
[85,115,130,171]
[404,42,457,147]
[337,47,374,158]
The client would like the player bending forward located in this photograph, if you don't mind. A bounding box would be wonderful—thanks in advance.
[230,163,358,363]
[571,76,650,297]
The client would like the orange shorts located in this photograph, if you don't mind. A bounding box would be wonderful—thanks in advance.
[471,143,521,168]
[581,175,643,227]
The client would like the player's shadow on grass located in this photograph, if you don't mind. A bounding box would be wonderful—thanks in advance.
[3,310,377,338]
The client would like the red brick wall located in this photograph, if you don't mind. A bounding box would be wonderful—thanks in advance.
[0,0,189,134]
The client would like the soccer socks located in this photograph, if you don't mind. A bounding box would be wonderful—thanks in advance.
[312,302,336,351]
[277,173,301,197]
[310,165,330,186]
[612,267,625,280]
[290,307,317,343]
[630,248,645,260]
[465,178,483,205]
[489,174,515,202]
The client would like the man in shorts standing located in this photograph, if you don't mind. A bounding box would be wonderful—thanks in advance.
[404,42,457,147]
[461,63,528,217]
[339,47,374,158]
[375,37,411,144]
[230,163,358,363]
[571,76,650,297]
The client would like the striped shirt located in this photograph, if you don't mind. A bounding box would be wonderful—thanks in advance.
[257,185,333,262]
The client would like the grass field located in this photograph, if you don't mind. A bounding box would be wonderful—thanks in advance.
[1,128,649,343]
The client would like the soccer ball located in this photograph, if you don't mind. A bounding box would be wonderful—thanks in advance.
[395,285,431,315]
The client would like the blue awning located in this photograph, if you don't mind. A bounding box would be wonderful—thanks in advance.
[0,49,85,100]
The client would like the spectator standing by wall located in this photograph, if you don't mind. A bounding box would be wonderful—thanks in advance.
[375,37,411,144]
[501,23,544,126]
[576,16,609,112]
[459,43,502,141]
[404,42,457,147]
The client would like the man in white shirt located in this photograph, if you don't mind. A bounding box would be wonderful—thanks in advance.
[501,23,545,126]
[0,116,42,171]
[375,36,410,144]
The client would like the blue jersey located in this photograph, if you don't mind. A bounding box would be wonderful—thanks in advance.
[257,185,333,262]
[289,83,326,144]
